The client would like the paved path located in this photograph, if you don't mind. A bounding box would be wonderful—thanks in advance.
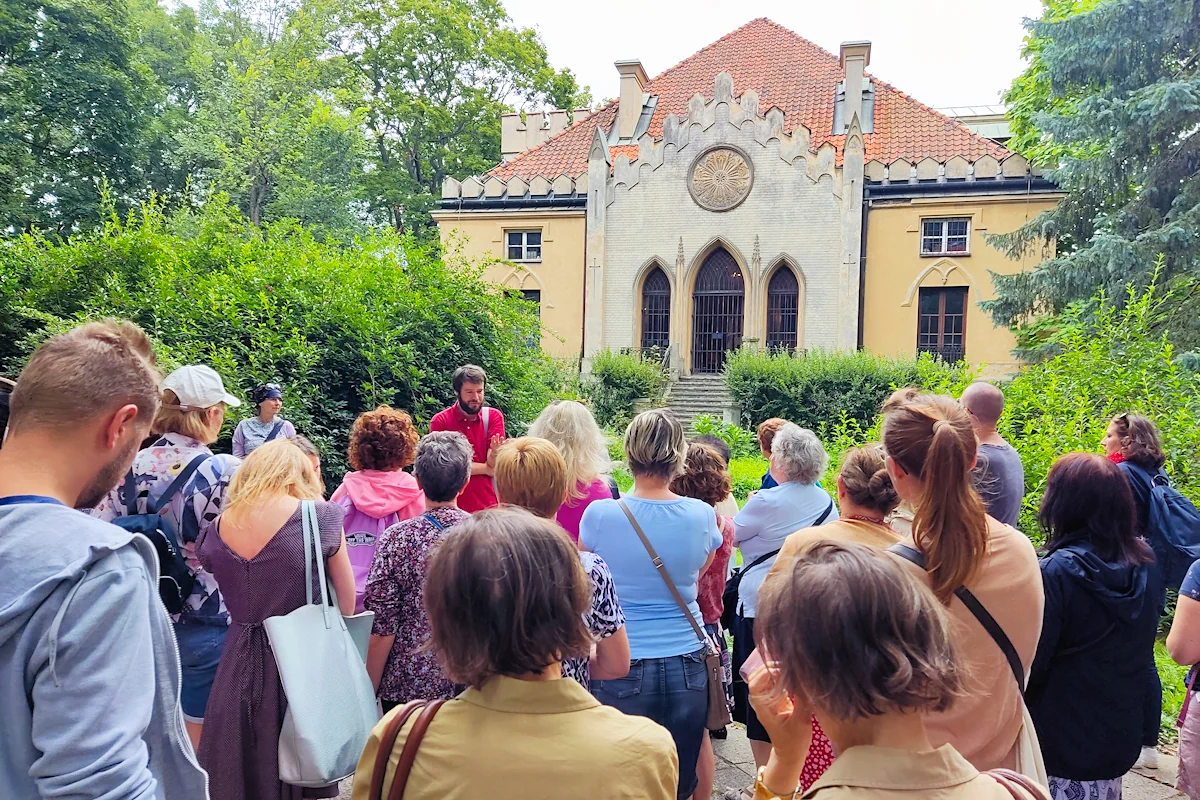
[340,723,1186,798]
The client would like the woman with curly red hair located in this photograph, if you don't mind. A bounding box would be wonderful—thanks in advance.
[332,405,425,611]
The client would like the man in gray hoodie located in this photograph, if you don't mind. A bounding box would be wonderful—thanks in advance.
[0,320,209,799]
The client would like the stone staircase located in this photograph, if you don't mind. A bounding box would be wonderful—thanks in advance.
[665,374,734,433]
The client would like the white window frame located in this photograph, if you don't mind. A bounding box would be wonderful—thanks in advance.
[505,230,542,262]
[920,217,971,257]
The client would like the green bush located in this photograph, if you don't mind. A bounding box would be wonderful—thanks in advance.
[582,350,668,429]
[1158,640,1189,743]
[693,414,760,459]
[0,199,558,483]
[725,347,972,432]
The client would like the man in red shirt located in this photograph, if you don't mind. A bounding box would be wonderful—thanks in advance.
[428,364,505,513]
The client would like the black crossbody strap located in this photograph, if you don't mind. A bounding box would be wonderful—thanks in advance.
[814,497,835,526]
[618,499,709,650]
[149,455,211,515]
[888,542,1026,695]
[741,499,835,576]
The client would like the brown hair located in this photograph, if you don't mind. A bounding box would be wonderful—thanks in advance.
[671,443,733,507]
[757,540,962,721]
[839,444,900,516]
[494,437,569,519]
[881,389,988,603]
[452,364,487,392]
[1041,452,1153,565]
[153,389,222,443]
[9,319,160,434]
[624,408,687,480]
[347,405,418,472]
[1110,413,1166,469]
[757,418,787,455]
[424,508,592,688]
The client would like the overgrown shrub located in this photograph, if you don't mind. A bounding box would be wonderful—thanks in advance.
[725,347,970,432]
[582,350,668,428]
[693,414,760,459]
[0,199,557,483]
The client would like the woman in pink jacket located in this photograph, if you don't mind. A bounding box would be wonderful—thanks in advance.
[331,406,425,611]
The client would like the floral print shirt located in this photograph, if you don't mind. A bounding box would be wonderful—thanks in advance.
[92,433,241,626]
[562,552,626,690]
[365,506,470,703]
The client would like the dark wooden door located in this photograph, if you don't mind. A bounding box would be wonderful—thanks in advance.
[691,248,744,373]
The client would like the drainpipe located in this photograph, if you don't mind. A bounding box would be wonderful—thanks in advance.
[857,196,870,350]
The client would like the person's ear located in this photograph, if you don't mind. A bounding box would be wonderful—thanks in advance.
[102,404,141,451]
[885,454,906,482]
[836,474,847,502]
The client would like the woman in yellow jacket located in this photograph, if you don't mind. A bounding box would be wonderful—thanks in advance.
[353,507,678,800]
[747,540,1048,800]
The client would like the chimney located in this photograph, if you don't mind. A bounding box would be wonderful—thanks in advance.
[615,60,648,140]
[839,41,872,131]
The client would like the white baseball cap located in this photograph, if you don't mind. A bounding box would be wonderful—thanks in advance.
[161,366,242,410]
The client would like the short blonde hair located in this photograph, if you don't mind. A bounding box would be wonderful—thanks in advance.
[494,437,569,519]
[9,319,160,434]
[224,440,323,526]
[528,400,610,501]
[624,408,687,480]
[153,389,222,443]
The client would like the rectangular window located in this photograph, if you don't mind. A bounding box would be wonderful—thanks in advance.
[506,230,542,262]
[520,289,541,319]
[917,287,967,362]
[920,218,971,256]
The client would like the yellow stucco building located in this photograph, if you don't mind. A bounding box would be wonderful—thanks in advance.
[432,19,1060,382]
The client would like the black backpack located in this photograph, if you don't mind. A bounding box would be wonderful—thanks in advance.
[1125,462,1200,591]
[111,455,210,614]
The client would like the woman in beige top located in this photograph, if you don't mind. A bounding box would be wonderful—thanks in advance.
[880,389,1043,770]
[352,507,677,800]
[747,541,1047,800]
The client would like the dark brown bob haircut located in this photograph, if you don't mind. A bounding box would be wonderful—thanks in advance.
[424,507,592,688]
[671,443,733,507]
[452,364,488,392]
[1040,452,1153,566]
[347,405,419,472]
[757,540,962,722]
[1111,413,1166,470]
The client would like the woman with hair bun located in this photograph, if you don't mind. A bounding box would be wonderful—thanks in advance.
[881,389,1043,771]
[763,444,903,791]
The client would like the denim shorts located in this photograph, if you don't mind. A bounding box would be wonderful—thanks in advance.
[592,647,708,799]
[175,622,228,723]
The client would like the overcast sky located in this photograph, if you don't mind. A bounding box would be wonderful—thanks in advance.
[502,0,1045,111]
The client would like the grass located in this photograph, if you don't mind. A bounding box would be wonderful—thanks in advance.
[1159,639,1190,743]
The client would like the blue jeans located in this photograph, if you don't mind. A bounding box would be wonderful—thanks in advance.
[175,622,228,722]
[593,647,708,798]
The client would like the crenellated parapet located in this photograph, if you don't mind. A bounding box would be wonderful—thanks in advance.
[863,152,1043,184]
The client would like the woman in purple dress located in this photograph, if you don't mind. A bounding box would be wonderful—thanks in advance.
[197,440,356,800]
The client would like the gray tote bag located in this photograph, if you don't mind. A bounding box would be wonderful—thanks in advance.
[264,501,380,787]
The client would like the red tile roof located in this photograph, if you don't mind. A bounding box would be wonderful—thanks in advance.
[488,18,1007,181]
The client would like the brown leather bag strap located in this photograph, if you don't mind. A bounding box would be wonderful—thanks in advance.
[370,702,427,800]
[386,698,446,800]
[986,768,1049,800]
[617,499,709,650]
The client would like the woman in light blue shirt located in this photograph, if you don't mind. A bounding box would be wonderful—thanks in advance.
[581,409,721,800]
[732,422,837,769]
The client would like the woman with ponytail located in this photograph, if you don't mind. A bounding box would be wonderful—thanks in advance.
[880,389,1043,771]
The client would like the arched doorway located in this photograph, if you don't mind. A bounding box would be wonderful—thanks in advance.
[640,266,671,350]
[691,247,744,373]
[766,265,800,351]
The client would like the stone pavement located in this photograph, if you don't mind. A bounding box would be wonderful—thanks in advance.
[338,723,1186,798]
[709,724,1186,799]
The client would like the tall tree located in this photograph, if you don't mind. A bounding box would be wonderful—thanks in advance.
[987,0,1200,330]
[325,0,590,232]
[0,0,161,233]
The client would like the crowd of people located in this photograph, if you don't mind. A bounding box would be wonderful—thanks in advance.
[2,318,1199,800]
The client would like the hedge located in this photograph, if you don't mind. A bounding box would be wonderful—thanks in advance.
[0,199,560,482]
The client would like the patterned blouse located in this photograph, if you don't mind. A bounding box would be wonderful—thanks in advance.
[698,515,736,625]
[365,506,470,704]
[562,551,626,689]
[91,433,241,626]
